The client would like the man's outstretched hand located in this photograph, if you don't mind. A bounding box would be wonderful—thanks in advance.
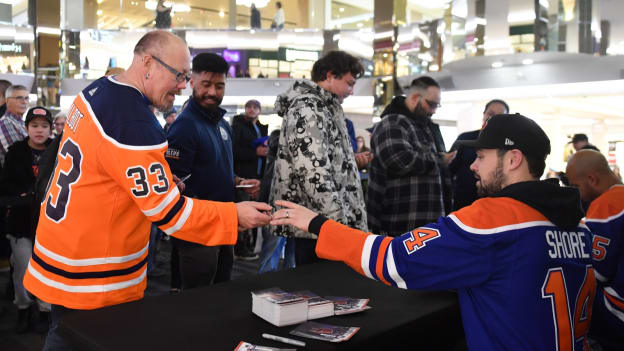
[236,201,272,230]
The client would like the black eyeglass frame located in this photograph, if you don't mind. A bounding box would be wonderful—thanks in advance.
[425,99,441,109]
[151,55,191,83]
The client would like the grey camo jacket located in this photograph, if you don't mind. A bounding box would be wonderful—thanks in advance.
[269,80,368,239]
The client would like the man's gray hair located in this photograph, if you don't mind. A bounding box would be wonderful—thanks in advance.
[5,84,28,98]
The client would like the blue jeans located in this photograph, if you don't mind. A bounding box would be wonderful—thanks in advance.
[147,224,162,273]
[258,227,295,274]
[44,305,74,351]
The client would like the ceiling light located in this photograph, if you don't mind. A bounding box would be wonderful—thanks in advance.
[236,0,269,7]
[339,7,344,12]
[357,23,363,28]
[522,58,534,65]
[96,9,102,15]
[491,61,503,68]
[97,0,103,3]
[219,10,225,18]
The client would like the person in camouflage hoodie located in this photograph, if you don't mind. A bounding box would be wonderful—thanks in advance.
[270,51,368,265]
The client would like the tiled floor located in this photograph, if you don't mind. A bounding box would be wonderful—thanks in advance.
[0,238,263,350]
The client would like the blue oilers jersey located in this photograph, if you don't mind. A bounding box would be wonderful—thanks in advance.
[585,185,624,340]
[316,196,595,351]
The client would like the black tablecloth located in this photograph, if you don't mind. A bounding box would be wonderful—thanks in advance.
[59,261,463,350]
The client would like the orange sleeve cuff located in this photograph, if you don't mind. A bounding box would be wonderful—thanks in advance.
[315,219,369,275]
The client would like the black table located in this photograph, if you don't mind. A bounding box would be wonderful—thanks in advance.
[59,261,463,350]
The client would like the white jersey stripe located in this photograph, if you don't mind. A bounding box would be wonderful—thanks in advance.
[28,263,146,293]
[79,93,168,151]
[595,270,608,283]
[585,207,624,223]
[360,235,376,280]
[164,197,193,235]
[143,186,180,217]
[449,214,556,235]
[386,243,407,289]
[603,295,624,323]
[35,239,148,267]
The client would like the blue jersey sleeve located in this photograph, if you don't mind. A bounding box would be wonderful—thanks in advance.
[586,215,623,284]
[316,215,495,290]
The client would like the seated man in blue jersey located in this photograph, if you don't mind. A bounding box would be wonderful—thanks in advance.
[271,113,596,351]
[567,150,624,351]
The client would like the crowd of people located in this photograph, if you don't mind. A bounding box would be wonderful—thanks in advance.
[0,30,621,350]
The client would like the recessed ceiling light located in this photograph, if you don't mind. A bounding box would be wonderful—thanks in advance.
[97,9,103,15]
[522,58,534,65]
[357,23,363,28]
[339,7,344,12]
[219,10,224,18]
[491,61,503,68]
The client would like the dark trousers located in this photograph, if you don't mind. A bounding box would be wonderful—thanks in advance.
[44,305,75,351]
[294,238,321,266]
[171,237,233,289]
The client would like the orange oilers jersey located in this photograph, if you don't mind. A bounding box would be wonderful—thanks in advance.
[24,77,238,310]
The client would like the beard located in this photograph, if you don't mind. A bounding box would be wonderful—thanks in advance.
[413,101,433,119]
[193,90,222,111]
[477,159,506,197]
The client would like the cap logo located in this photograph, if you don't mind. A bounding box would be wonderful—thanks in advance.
[33,108,47,116]
[505,138,515,146]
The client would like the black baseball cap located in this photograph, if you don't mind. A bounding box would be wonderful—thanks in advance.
[25,106,53,127]
[457,113,550,160]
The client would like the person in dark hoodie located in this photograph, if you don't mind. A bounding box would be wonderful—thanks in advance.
[1,106,53,333]
[231,99,268,260]
[271,113,595,351]
[368,76,456,236]
[165,53,261,288]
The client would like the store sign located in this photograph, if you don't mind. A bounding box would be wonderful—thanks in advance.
[223,50,240,62]
[0,41,27,54]
[285,49,318,62]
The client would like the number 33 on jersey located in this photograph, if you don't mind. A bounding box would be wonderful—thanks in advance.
[25,76,239,310]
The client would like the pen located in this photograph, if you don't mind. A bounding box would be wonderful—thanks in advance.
[176,174,191,185]
[262,333,306,347]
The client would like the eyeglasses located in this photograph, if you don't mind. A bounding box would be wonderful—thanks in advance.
[152,55,191,83]
[425,99,441,109]
[8,96,29,102]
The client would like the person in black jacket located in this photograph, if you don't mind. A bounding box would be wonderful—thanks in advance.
[250,3,261,29]
[232,99,268,259]
[448,99,509,211]
[0,106,52,333]
[232,99,268,180]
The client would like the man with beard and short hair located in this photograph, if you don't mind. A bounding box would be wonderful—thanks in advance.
[367,76,455,236]
[566,150,624,351]
[271,113,595,351]
[165,53,261,289]
[449,99,509,210]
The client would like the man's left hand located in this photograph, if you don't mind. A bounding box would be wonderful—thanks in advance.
[239,178,261,199]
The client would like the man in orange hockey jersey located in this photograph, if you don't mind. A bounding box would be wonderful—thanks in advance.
[23,31,272,350]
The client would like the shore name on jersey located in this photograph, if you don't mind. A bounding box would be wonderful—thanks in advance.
[545,230,590,259]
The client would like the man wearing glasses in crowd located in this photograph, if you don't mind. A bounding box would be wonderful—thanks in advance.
[0,84,30,167]
[368,76,456,236]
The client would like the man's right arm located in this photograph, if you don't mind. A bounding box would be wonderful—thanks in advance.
[372,117,441,176]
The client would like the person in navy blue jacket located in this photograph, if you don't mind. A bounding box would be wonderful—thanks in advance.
[165,53,260,289]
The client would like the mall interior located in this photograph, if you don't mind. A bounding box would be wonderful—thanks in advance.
[0,0,623,174]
